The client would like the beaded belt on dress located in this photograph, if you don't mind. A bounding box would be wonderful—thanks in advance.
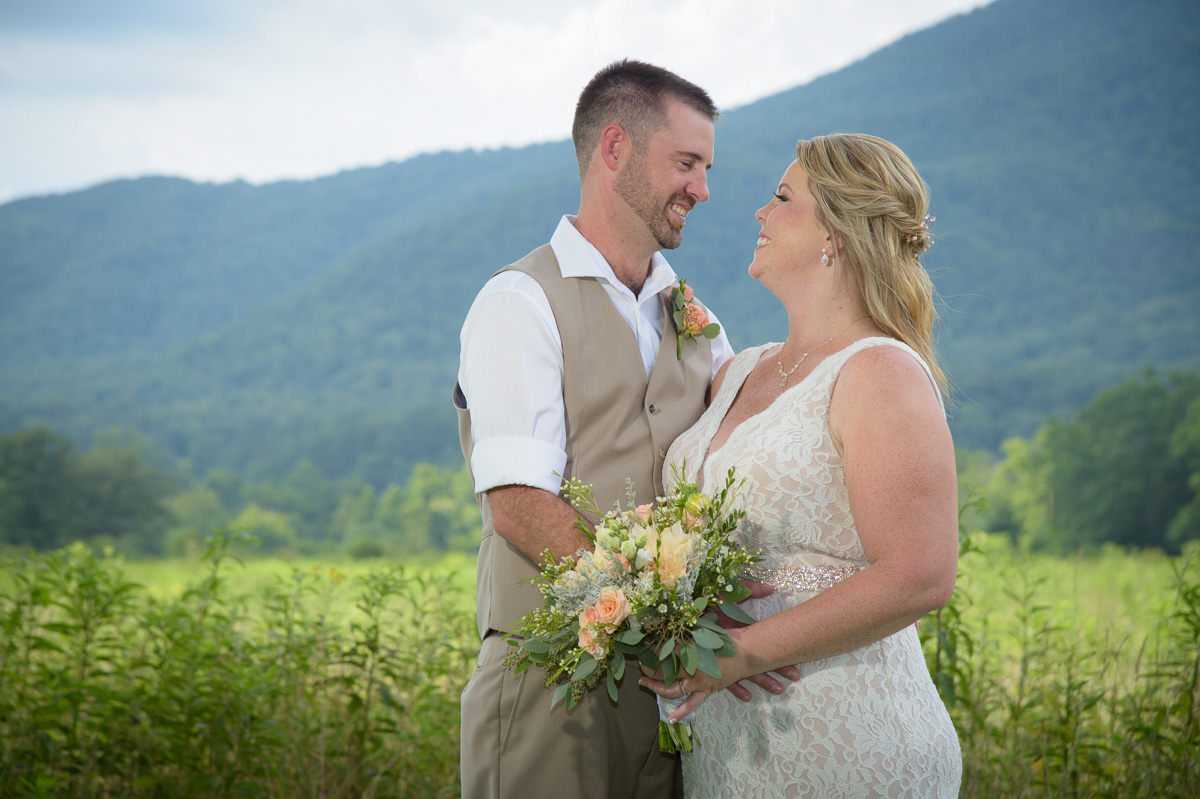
[741,563,862,593]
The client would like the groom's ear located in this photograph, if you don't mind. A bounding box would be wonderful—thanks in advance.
[599,124,628,172]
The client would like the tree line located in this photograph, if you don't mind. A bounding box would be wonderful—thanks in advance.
[2,369,1198,557]
[0,427,480,558]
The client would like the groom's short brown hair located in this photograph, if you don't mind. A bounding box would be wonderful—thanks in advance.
[571,59,718,178]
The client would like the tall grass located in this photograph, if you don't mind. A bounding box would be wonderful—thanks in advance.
[2,526,1197,797]
[0,532,478,798]
[921,502,1200,797]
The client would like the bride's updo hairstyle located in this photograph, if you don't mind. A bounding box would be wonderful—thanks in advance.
[795,133,947,397]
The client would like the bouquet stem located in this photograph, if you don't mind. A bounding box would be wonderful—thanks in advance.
[658,719,697,753]
[656,694,698,753]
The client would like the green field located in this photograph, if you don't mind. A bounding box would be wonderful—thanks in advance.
[2,533,1196,797]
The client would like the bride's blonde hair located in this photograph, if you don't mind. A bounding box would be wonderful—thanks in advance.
[795,133,947,397]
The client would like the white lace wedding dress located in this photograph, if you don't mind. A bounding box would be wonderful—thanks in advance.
[664,337,962,799]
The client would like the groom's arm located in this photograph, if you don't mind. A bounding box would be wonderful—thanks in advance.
[489,484,590,564]
[461,272,584,564]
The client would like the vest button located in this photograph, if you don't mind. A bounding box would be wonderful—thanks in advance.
[649,404,660,415]
[658,447,666,458]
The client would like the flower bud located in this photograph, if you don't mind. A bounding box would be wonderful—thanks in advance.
[684,492,711,516]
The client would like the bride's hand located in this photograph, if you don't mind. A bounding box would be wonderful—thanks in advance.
[639,628,752,721]
[638,673,712,722]
[717,580,803,702]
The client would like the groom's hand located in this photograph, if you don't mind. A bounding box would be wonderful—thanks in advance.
[719,579,803,702]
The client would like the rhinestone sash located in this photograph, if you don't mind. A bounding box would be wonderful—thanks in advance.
[741,563,863,594]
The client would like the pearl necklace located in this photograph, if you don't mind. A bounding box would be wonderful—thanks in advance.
[776,318,868,388]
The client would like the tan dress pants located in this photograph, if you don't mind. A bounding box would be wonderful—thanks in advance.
[460,631,681,799]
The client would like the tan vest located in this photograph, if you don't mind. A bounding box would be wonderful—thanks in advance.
[456,244,713,637]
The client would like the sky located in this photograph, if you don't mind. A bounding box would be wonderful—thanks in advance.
[0,0,994,204]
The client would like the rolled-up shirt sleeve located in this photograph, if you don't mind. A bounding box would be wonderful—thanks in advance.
[458,274,568,495]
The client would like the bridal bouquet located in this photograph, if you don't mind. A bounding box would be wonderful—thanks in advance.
[504,465,758,753]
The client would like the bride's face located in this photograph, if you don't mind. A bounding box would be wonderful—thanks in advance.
[749,160,831,286]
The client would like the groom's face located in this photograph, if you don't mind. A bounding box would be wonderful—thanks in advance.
[615,99,715,250]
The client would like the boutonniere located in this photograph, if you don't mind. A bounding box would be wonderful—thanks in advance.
[670,278,720,359]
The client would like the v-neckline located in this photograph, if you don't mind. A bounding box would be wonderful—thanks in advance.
[697,338,880,481]
[698,343,813,478]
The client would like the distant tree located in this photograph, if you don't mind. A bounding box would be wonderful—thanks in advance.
[986,371,1200,552]
[202,468,244,514]
[243,459,337,540]
[0,426,84,549]
[0,425,181,554]
[330,478,383,544]
[77,443,180,554]
[1041,371,1199,551]
[230,503,298,553]
[1166,395,1200,546]
[982,434,1058,549]
[384,463,478,552]
[164,485,231,557]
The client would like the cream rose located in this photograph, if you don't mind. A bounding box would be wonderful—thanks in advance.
[656,521,695,584]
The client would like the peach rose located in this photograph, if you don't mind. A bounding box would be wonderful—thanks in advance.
[681,302,709,335]
[578,627,605,659]
[635,504,654,525]
[681,284,695,302]
[593,587,631,629]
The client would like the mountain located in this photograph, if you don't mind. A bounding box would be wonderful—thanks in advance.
[1,0,1197,482]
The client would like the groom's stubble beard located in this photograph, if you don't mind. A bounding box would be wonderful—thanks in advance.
[615,145,689,251]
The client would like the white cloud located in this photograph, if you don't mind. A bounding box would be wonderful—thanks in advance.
[0,0,993,202]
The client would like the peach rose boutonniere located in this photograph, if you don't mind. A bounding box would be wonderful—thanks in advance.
[671,278,720,359]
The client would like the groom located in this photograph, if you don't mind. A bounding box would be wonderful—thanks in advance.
[455,60,778,798]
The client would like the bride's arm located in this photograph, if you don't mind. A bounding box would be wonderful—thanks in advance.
[644,344,958,717]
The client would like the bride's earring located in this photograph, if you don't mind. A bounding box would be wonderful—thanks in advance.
[820,247,830,267]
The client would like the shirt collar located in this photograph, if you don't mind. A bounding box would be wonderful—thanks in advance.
[550,215,679,303]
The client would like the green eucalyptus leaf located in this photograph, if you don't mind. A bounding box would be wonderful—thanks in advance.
[691,626,723,650]
[681,643,698,675]
[719,600,755,625]
[617,628,645,645]
[663,654,679,687]
[696,645,721,679]
[573,654,597,681]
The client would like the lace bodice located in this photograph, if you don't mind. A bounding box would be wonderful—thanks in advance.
[663,337,961,798]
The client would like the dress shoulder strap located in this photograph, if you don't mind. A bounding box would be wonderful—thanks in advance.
[821,337,944,409]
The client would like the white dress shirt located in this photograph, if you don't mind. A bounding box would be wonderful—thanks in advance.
[458,215,735,496]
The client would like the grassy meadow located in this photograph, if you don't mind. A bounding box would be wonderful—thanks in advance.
[1,531,1197,798]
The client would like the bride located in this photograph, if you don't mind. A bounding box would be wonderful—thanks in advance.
[641,134,963,797]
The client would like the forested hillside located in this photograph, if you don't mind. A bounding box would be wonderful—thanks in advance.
[1,0,1197,483]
